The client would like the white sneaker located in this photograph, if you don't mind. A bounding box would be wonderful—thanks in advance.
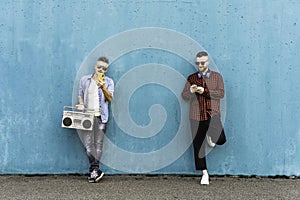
[207,136,216,148]
[200,173,209,185]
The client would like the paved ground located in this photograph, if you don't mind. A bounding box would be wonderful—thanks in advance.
[0,175,299,200]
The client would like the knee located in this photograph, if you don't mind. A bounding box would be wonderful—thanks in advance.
[85,144,94,154]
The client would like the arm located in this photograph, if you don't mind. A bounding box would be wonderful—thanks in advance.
[202,73,224,100]
[100,85,113,102]
[78,97,84,105]
[181,80,193,100]
[98,78,114,102]
[76,77,85,110]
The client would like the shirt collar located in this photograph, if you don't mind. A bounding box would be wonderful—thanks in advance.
[86,74,93,80]
[198,70,211,78]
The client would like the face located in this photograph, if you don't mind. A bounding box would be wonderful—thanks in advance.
[196,56,209,73]
[94,61,109,74]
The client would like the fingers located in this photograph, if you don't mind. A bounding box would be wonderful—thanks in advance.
[197,86,204,94]
[190,84,198,93]
[97,80,106,88]
[190,84,204,94]
[76,104,84,111]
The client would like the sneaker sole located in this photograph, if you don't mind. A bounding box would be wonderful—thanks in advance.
[88,179,95,183]
[200,182,209,185]
[200,179,209,185]
[95,172,104,183]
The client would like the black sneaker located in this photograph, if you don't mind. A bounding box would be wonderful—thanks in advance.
[88,169,98,183]
[88,176,95,183]
[95,169,104,183]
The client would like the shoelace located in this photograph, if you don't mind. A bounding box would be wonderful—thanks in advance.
[91,170,98,178]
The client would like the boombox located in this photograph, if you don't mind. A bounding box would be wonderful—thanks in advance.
[61,106,94,131]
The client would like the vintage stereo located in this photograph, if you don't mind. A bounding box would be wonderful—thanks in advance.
[61,106,94,131]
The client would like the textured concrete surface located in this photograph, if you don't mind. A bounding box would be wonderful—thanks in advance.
[0,175,299,199]
[1,0,300,176]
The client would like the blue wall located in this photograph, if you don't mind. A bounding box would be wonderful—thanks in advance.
[0,0,299,175]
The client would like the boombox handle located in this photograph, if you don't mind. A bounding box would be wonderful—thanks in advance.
[63,106,95,112]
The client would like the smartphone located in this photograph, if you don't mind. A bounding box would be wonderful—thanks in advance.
[98,73,104,81]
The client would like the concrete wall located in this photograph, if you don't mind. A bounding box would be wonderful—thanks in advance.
[0,0,299,175]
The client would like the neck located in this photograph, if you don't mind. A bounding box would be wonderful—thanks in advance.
[201,68,208,76]
[92,73,97,80]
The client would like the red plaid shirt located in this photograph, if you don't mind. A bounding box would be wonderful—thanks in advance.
[182,70,224,121]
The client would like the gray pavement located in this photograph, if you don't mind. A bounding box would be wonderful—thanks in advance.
[0,175,299,200]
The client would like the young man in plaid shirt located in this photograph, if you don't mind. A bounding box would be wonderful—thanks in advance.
[182,51,226,185]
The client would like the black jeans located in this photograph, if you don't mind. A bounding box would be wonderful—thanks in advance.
[190,115,226,170]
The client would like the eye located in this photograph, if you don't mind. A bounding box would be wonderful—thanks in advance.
[97,66,107,70]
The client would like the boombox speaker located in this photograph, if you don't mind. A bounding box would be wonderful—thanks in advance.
[62,106,94,131]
